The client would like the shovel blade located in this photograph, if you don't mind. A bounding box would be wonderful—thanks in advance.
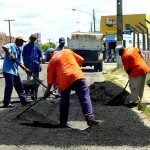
[105,91,129,106]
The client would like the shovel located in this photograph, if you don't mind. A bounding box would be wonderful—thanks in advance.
[105,79,130,106]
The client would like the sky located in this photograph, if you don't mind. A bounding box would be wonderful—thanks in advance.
[0,0,150,44]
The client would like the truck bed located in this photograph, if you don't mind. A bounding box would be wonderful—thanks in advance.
[67,39,102,51]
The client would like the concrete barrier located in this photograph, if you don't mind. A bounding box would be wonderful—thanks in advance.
[142,51,150,68]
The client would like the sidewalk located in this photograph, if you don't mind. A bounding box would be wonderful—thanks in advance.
[109,74,150,127]
[111,74,150,105]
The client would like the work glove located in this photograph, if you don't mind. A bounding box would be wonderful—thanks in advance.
[25,68,32,75]
[39,65,42,72]
[126,69,131,75]
[9,53,15,60]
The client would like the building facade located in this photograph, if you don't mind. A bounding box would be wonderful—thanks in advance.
[100,13,150,36]
[0,32,15,54]
[100,14,150,51]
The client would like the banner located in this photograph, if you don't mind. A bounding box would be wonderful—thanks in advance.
[106,26,117,35]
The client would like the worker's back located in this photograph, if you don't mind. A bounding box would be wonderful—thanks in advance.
[47,49,85,91]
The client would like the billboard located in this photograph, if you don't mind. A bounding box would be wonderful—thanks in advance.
[105,18,117,26]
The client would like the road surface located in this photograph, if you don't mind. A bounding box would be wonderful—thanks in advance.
[0,63,150,150]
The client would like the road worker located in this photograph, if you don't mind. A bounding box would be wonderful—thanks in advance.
[115,45,149,108]
[2,36,31,107]
[44,48,98,127]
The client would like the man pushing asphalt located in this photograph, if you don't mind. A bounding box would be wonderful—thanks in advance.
[115,45,149,108]
[44,48,98,128]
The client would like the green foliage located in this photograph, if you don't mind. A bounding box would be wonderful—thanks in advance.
[138,103,150,120]
[146,72,150,81]
[39,42,56,52]
[106,67,127,77]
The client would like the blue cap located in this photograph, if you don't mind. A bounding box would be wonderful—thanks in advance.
[59,37,65,43]
[45,48,55,57]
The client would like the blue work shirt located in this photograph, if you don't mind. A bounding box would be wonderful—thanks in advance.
[22,44,42,72]
[55,46,64,51]
[2,43,23,76]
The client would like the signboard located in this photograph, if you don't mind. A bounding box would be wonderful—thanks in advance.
[105,18,117,26]
[106,26,117,34]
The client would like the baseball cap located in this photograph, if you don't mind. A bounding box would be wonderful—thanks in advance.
[115,45,124,53]
[59,37,65,43]
[45,48,56,57]
[16,36,27,42]
[30,34,37,39]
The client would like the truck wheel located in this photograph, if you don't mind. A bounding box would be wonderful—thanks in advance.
[97,59,103,72]
[98,62,103,71]
[94,65,98,72]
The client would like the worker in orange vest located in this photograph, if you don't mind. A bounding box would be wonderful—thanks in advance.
[44,48,98,128]
[115,45,149,108]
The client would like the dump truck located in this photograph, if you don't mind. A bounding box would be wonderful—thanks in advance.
[67,32,103,72]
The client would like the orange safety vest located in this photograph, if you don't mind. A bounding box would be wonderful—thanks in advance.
[121,46,149,77]
[47,49,85,91]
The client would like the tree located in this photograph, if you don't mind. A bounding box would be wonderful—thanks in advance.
[39,42,56,52]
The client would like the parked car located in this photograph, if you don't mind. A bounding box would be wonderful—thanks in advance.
[41,53,46,64]
[0,55,4,74]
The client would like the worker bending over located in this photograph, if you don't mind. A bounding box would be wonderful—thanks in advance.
[115,45,149,108]
[44,48,98,127]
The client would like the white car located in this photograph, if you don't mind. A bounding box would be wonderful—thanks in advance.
[0,55,4,74]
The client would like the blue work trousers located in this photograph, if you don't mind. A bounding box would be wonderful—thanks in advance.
[60,78,95,125]
[3,72,26,105]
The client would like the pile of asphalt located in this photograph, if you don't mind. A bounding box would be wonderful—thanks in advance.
[89,81,131,104]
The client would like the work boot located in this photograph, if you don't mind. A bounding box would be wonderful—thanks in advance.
[2,104,14,108]
[87,120,99,126]
[21,101,32,106]
[58,123,69,128]
[124,102,138,108]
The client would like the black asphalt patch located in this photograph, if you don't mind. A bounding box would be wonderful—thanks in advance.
[0,81,150,147]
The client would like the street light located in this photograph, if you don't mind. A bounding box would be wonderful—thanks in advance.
[72,9,96,32]
[76,21,92,32]
[4,19,15,43]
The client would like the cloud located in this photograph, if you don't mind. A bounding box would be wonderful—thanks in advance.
[0,0,149,44]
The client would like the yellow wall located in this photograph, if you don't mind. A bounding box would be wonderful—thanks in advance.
[100,14,150,35]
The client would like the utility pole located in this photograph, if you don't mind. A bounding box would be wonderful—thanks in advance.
[91,22,93,32]
[116,0,123,67]
[72,8,96,32]
[48,38,51,43]
[4,19,15,43]
[93,9,96,32]
[117,0,123,43]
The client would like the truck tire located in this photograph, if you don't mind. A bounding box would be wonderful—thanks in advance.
[94,64,98,72]
[97,59,103,72]
[98,61,103,71]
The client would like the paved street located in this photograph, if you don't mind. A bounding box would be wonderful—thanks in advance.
[0,62,114,104]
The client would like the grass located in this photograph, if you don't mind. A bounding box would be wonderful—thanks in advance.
[103,67,128,87]
[103,66,150,120]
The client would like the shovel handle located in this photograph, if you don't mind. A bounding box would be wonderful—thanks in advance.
[14,59,47,89]
[123,79,130,91]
